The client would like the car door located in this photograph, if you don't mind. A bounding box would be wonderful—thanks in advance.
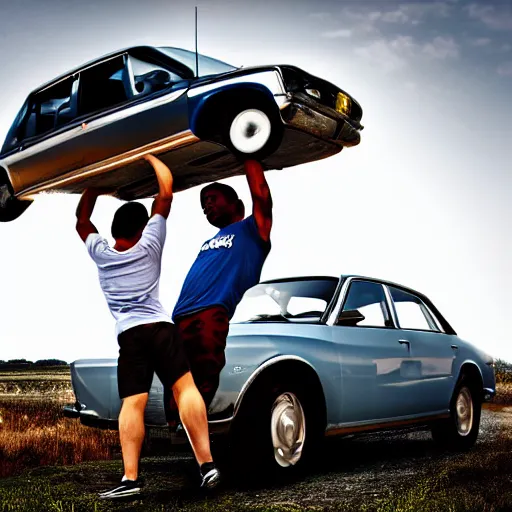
[7,51,192,195]
[330,279,414,423]
[385,285,456,415]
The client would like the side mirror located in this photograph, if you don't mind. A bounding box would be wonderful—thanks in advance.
[336,309,365,326]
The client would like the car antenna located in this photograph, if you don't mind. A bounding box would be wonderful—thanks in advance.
[195,6,199,77]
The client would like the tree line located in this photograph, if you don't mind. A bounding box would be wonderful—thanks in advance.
[0,359,68,369]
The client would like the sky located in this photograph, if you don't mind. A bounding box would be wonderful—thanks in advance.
[0,0,511,364]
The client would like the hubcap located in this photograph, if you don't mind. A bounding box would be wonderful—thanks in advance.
[455,386,473,436]
[229,109,271,153]
[270,392,306,467]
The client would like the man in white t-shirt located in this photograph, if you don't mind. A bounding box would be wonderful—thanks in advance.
[75,154,220,499]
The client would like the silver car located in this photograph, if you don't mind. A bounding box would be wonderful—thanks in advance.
[0,46,363,222]
[64,274,496,475]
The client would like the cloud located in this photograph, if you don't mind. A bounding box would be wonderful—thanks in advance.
[497,61,512,76]
[321,29,352,39]
[467,3,512,31]
[378,2,453,24]
[423,36,459,59]
[471,37,492,47]
[354,35,459,73]
[353,36,416,72]
[310,12,331,21]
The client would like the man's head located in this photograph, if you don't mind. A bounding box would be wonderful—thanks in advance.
[111,201,149,242]
[200,183,244,228]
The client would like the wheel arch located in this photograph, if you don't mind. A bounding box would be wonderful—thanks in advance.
[457,360,484,399]
[232,355,327,426]
[189,83,280,139]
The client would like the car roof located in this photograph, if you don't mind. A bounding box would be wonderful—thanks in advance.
[261,274,426,297]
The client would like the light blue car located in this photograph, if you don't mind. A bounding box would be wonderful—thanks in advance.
[64,275,496,474]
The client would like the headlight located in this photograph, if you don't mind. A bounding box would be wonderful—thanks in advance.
[306,88,321,99]
[336,92,351,116]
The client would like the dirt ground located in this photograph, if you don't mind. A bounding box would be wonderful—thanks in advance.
[1,403,511,512]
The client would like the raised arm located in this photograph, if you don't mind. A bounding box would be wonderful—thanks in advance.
[75,188,106,243]
[144,154,173,219]
[244,159,272,242]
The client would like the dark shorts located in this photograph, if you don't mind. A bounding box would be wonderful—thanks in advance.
[117,321,189,402]
[165,306,229,422]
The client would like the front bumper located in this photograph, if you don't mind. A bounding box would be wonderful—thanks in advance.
[483,387,496,402]
[279,93,363,148]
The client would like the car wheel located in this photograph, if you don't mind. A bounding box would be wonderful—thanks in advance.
[0,183,32,222]
[227,375,324,481]
[223,101,283,161]
[431,374,481,451]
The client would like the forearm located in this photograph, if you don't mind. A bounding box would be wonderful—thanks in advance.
[76,190,99,222]
[245,160,272,210]
[145,155,173,199]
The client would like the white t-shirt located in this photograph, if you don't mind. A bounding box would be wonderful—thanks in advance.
[85,214,171,336]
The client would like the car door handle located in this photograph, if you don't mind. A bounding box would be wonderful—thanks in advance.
[451,344,459,351]
[399,339,410,347]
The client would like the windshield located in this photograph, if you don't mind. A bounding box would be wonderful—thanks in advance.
[231,278,340,324]
[158,47,238,77]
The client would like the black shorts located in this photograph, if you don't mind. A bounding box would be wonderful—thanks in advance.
[117,321,189,402]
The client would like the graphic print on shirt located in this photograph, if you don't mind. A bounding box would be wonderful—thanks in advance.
[201,234,235,252]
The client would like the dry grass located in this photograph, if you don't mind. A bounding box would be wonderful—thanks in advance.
[0,398,120,479]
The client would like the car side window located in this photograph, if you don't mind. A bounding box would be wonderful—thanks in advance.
[77,55,130,117]
[337,281,392,328]
[127,55,181,97]
[388,286,439,332]
[22,76,75,140]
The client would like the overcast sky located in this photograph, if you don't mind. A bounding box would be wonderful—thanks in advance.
[0,0,511,363]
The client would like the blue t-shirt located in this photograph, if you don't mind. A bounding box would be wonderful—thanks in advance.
[172,215,271,320]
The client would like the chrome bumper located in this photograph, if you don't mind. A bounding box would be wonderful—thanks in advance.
[62,403,232,436]
[483,387,496,402]
[279,97,362,148]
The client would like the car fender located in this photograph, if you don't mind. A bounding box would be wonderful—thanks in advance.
[187,81,280,136]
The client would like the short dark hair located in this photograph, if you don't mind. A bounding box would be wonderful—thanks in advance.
[111,202,149,240]
[200,182,239,208]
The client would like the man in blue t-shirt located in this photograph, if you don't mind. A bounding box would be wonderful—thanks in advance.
[167,159,272,422]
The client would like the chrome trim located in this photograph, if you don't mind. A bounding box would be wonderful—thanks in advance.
[483,387,496,401]
[188,70,286,98]
[382,284,399,327]
[325,410,450,436]
[17,130,199,199]
[232,355,316,418]
[326,276,353,326]
[2,88,188,166]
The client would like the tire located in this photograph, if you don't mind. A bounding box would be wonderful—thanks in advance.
[222,99,283,161]
[0,183,32,222]
[431,373,482,451]
[227,373,325,482]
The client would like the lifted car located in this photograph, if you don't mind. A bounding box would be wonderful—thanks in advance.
[0,46,363,222]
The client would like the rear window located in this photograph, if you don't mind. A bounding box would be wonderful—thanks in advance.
[22,77,75,140]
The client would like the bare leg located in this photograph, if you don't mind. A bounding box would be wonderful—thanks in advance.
[172,372,213,466]
[118,392,149,481]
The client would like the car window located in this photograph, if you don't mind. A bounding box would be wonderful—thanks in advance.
[388,286,439,331]
[77,55,129,117]
[126,55,182,97]
[338,280,391,328]
[22,76,75,140]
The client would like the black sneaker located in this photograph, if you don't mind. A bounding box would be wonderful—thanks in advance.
[200,462,221,490]
[98,478,143,499]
